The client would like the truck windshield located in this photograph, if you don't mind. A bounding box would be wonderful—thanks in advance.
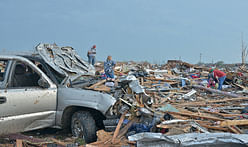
[46,64,66,84]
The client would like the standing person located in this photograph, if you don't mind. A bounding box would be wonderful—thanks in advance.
[104,56,116,80]
[87,45,96,66]
[209,68,226,90]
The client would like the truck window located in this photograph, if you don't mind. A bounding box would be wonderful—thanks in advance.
[10,62,41,88]
[46,64,65,84]
[0,60,8,81]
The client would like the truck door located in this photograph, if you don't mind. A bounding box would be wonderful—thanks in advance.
[0,57,57,135]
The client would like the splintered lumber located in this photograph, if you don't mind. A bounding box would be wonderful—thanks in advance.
[117,117,139,138]
[0,144,14,147]
[200,109,242,117]
[228,126,241,134]
[145,77,177,82]
[232,126,243,134]
[156,124,172,129]
[192,85,240,98]
[227,126,243,134]
[50,138,67,146]
[93,85,111,92]
[167,111,225,121]
[234,83,248,90]
[199,124,229,132]
[220,120,248,127]
[207,97,248,103]
[111,112,126,144]
[88,79,106,89]
[87,130,113,147]
[139,77,144,86]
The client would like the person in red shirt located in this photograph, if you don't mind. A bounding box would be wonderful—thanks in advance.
[209,68,226,90]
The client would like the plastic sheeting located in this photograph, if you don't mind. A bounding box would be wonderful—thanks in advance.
[128,132,248,147]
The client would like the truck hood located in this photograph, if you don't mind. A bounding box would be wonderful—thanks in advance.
[57,87,116,115]
[36,43,95,82]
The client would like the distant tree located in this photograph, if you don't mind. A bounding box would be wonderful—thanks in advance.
[197,61,204,66]
[215,61,224,67]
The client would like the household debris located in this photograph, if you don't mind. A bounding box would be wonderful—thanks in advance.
[1,44,248,146]
[83,59,248,146]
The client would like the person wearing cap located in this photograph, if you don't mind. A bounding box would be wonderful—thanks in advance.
[87,45,96,66]
[209,68,226,90]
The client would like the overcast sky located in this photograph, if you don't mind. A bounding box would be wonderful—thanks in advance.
[0,0,248,64]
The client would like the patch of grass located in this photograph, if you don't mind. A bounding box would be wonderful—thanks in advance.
[75,138,85,145]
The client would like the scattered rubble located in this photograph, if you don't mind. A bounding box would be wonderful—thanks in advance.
[85,60,248,146]
[1,45,248,146]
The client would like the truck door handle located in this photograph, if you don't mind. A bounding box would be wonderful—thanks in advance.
[0,96,6,104]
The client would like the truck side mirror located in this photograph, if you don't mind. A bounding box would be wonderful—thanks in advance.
[38,78,50,88]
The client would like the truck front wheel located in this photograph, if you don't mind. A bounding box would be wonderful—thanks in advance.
[71,111,97,143]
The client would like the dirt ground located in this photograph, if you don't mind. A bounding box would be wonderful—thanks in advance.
[0,128,85,146]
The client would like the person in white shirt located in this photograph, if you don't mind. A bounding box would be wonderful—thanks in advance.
[87,45,96,65]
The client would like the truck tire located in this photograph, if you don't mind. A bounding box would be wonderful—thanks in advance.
[71,111,97,143]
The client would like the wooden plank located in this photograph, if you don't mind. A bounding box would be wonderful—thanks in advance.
[198,123,228,131]
[220,120,248,127]
[156,124,174,129]
[93,85,111,92]
[0,144,14,147]
[117,117,139,138]
[227,126,240,134]
[111,112,126,144]
[170,114,189,120]
[140,77,144,86]
[16,140,23,147]
[167,111,225,121]
[87,80,106,89]
[200,109,242,118]
[233,125,243,134]
[145,77,177,82]
[207,97,248,103]
[233,83,248,90]
[51,138,67,146]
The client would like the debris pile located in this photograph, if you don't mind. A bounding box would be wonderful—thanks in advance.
[1,45,248,146]
[85,60,248,146]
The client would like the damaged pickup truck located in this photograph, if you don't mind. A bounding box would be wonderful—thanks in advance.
[0,43,116,143]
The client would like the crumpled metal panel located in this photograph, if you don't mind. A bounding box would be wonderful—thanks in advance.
[128,132,248,147]
[119,75,144,93]
[0,111,55,135]
[36,43,95,82]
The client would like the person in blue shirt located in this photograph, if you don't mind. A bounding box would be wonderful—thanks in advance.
[104,56,116,80]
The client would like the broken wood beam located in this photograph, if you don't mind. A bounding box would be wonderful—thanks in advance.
[167,111,225,121]
[199,124,229,132]
[87,79,106,89]
[117,117,139,139]
[220,120,248,127]
[192,85,240,98]
[93,85,111,92]
[111,112,126,144]
[50,138,67,147]
[207,97,248,103]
